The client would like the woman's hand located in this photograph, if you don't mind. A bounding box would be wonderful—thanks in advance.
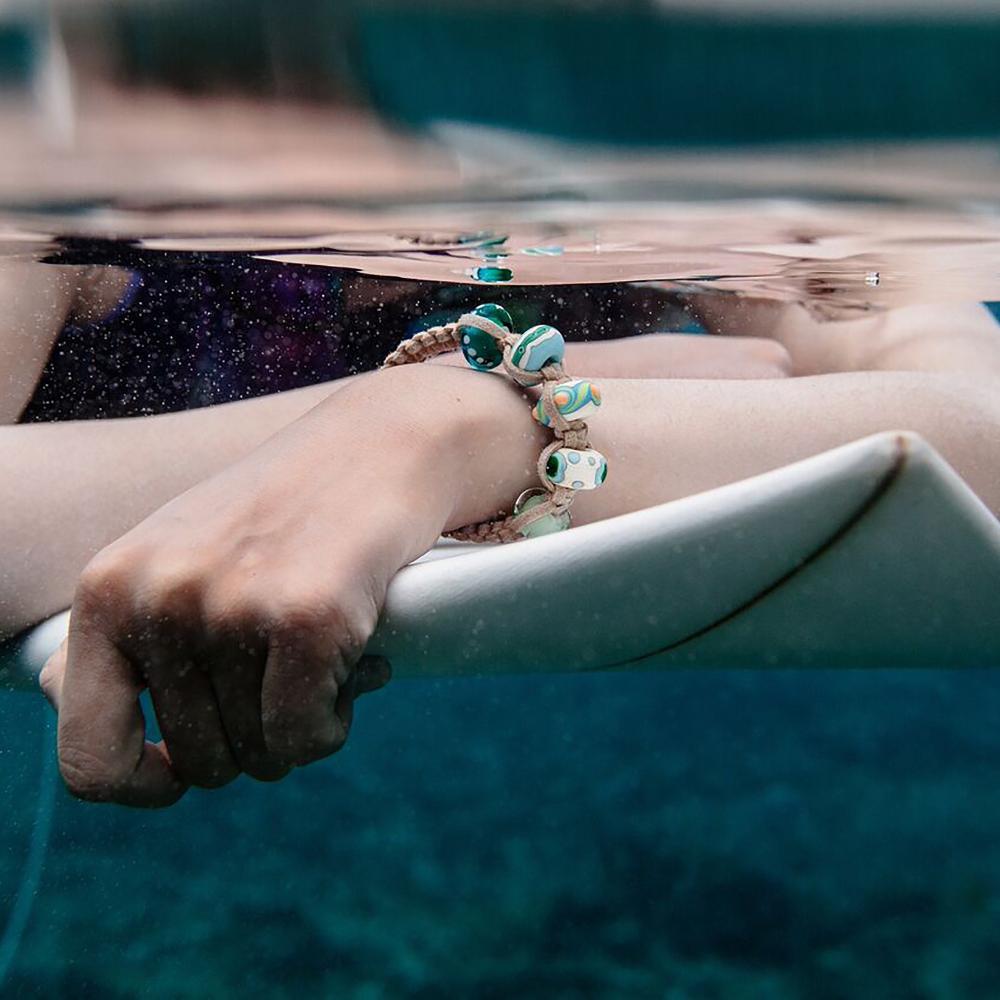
[40,365,530,807]
[44,329,998,809]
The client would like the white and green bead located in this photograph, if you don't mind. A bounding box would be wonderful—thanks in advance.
[511,324,565,372]
[513,488,570,539]
[459,303,512,371]
[533,378,602,427]
[544,447,608,491]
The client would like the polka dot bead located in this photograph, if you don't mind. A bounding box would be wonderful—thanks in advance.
[459,303,512,371]
[544,447,608,490]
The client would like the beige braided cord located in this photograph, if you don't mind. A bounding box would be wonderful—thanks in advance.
[382,312,595,543]
[445,519,523,544]
[382,324,461,367]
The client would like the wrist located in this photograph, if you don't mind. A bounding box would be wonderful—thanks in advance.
[363,363,547,535]
[437,369,550,532]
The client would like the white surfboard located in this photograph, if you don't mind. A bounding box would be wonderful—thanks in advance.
[2,430,998,690]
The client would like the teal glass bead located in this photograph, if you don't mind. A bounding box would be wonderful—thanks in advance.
[459,303,512,371]
[513,489,570,539]
[511,324,565,371]
[474,302,513,331]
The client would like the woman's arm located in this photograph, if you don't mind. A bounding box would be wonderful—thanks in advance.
[0,380,340,641]
[447,367,1000,527]
[43,359,1000,806]
[0,332,787,640]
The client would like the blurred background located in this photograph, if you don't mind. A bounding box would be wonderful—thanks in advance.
[3,0,1000,205]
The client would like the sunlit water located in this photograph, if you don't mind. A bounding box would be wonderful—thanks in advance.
[2,193,1000,998]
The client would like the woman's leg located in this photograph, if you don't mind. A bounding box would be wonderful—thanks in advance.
[690,296,1000,377]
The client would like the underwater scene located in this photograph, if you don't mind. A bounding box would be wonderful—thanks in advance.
[0,192,999,997]
[5,661,1000,997]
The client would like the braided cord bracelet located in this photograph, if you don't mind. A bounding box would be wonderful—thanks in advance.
[383,304,606,543]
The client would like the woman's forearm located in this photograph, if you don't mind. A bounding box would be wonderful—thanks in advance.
[0,380,340,638]
[6,346,998,641]
[0,330,788,638]
[417,366,1000,531]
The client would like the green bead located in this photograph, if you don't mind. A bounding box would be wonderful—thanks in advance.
[458,231,508,248]
[474,303,513,331]
[459,303,512,371]
[514,489,570,539]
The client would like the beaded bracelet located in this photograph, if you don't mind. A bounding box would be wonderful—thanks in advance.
[383,304,607,543]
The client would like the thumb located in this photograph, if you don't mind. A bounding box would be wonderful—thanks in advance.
[39,639,67,711]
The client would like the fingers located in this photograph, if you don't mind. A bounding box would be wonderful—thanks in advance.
[260,645,392,767]
[332,668,358,740]
[144,655,241,789]
[49,541,390,806]
[261,620,350,767]
[206,639,290,782]
[55,621,187,808]
[48,604,387,803]
[326,656,392,753]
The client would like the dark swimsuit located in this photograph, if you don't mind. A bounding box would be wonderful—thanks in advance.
[22,240,684,423]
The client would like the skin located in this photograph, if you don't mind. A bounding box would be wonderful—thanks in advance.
[0,265,132,424]
[0,333,790,639]
[5,289,999,807]
[26,336,790,806]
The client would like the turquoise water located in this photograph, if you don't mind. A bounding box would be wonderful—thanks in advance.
[5,670,1000,997]
[2,196,1000,997]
